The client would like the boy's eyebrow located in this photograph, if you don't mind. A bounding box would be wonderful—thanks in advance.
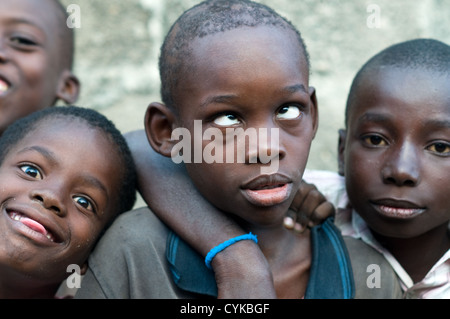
[7,17,44,29]
[280,84,308,94]
[357,112,391,124]
[5,17,47,38]
[200,94,237,108]
[424,118,450,129]
[77,173,109,200]
[17,146,57,165]
[200,84,308,108]
[357,113,450,129]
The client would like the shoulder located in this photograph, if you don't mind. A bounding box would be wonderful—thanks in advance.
[306,218,354,298]
[88,207,169,269]
[76,207,174,298]
[343,236,403,299]
[303,169,348,208]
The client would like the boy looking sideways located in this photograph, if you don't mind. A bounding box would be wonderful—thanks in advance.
[133,37,450,298]
[77,0,400,299]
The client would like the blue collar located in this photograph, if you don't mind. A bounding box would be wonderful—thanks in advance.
[165,218,354,299]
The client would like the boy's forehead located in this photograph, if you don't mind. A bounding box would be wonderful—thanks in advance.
[350,67,450,119]
[0,0,64,35]
[190,26,308,70]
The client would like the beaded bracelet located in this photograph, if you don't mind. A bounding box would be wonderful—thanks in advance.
[205,232,258,269]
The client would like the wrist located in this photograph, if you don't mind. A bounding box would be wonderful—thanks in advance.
[211,239,272,282]
[205,233,258,269]
[212,240,276,299]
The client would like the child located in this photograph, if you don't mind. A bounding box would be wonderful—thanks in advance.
[332,38,450,298]
[76,0,400,299]
[133,38,450,298]
[124,129,336,298]
[0,106,136,298]
[0,0,79,136]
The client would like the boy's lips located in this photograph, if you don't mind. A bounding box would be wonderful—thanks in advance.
[371,199,426,220]
[8,210,59,243]
[242,174,293,207]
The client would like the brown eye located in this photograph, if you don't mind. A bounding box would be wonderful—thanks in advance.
[427,142,450,155]
[363,135,386,146]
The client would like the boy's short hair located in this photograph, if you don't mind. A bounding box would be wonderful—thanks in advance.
[159,0,310,110]
[345,38,450,126]
[0,106,137,216]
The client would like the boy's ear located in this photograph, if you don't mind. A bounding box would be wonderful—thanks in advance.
[80,262,88,276]
[309,87,319,138]
[145,102,177,158]
[56,70,80,104]
[338,129,347,176]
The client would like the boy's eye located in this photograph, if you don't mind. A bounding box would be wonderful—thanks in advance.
[10,36,37,47]
[427,142,450,155]
[214,113,241,126]
[20,165,42,179]
[73,196,95,212]
[277,105,301,120]
[362,135,387,146]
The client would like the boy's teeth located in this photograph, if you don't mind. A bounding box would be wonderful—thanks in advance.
[10,212,54,242]
[0,80,8,93]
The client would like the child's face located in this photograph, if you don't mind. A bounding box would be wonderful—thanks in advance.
[340,68,450,238]
[175,26,318,227]
[0,0,78,136]
[0,118,123,285]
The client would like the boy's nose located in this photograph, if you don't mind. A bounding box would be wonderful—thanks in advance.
[246,126,285,165]
[30,187,67,217]
[381,143,420,187]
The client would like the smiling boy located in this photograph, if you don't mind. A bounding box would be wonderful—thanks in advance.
[0,0,79,136]
[0,106,136,298]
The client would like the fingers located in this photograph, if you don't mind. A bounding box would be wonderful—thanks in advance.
[284,209,308,233]
[307,201,335,228]
[283,216,307,233]
[285,180,335,231]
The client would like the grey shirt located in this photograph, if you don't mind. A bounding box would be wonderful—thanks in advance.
[75,207,402,299]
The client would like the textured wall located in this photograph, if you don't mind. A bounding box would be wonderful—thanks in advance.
[60,0,449,171]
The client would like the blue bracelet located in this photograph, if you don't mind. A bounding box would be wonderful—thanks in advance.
[205,232,258,270]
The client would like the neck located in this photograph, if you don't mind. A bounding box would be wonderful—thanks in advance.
[372,223,450,283]
[0,267,59,299]
[239,221,311,298]
[238,220,294,260]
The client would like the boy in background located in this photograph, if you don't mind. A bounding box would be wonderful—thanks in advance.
[332,38,450,298]
[0,0,79,136]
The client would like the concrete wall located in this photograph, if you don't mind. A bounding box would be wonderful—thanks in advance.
[60,0,449,171]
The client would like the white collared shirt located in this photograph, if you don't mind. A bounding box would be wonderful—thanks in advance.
[303,169,450,299]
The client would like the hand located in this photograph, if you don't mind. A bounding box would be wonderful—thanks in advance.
[284,180,335,232]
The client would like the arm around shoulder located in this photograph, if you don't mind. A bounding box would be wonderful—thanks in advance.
[124,129,276,298]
